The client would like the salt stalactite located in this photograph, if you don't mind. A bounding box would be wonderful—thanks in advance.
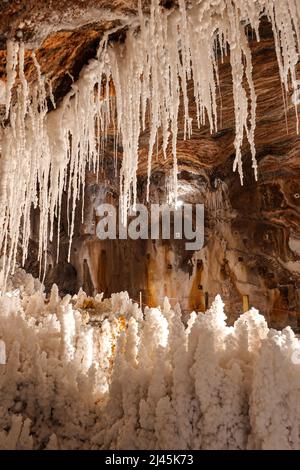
[5,40,19,120]
[1,268,300,449]
[0,1,300,276]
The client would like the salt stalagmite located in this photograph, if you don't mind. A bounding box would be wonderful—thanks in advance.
[0,268,300,449]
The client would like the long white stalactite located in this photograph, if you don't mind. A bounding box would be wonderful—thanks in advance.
[0,0,300,277]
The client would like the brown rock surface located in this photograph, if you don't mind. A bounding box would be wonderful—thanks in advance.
[1,2,300,327]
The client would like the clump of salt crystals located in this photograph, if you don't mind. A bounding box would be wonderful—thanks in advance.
[0,0,300,275]
[0,268,300,450]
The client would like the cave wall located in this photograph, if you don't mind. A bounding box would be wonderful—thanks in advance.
[1,2,300,328]
[31,156,300,329]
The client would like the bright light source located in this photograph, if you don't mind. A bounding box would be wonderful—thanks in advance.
[175,199,183,209]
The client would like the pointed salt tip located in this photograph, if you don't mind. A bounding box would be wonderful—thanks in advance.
[174,302,181,315]
[214,294,224,307]
[267,328,280,339]
[61,294,71,306]
[187,311,197,329]
[282,325,296,341]
[248,307,259,316]
[209,294,227,320]
[163,296,171,312]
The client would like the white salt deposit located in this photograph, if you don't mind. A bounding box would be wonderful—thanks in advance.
[0,268,300,450]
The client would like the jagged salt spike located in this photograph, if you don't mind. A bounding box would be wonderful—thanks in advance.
[5,40,19,120]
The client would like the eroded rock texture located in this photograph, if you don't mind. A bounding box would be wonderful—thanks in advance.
[1,2,300,328]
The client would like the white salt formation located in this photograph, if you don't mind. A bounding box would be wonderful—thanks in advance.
[0,0,300,275]
[0,268,299,450]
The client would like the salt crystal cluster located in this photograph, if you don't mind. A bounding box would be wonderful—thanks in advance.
[0,268,300,450]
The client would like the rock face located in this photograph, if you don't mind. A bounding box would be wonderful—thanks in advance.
[1,2,300,328]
